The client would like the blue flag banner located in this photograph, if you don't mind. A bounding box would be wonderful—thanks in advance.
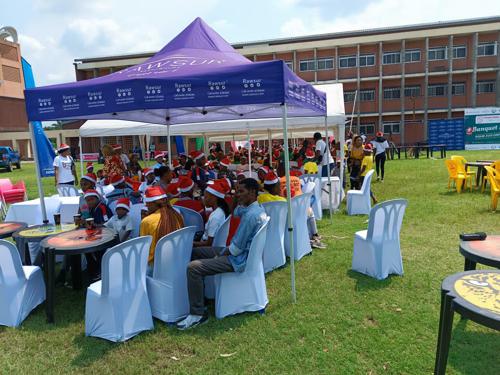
[21,57,56,177]
[175,136,185,155]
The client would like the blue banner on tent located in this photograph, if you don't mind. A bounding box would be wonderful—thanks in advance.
[21,58,56,177]
[428,118,465,151]
[175,136,185,155]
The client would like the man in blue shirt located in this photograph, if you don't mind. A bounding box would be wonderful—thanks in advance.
[177,178,266,330]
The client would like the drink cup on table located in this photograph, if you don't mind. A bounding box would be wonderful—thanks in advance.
[74,214,82,227]
[53,213,61,226]
[85,218,94,230]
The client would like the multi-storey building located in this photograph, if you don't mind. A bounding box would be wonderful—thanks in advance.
[72,16,500,148]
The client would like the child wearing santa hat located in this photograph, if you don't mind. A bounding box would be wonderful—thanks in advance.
[105,198,133,242]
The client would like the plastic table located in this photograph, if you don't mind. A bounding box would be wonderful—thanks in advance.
[459,235,500,271]
[0,221,27,239]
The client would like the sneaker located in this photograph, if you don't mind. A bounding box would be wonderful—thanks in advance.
[380,178,384,182]
[376,177,380,181]
[311,239,327,249]
[177,314,208,330]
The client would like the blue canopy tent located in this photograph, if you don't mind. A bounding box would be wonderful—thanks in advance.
[24,17,329,302]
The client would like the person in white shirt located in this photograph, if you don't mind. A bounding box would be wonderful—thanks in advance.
[370,131,390,181]
[313,132,335,177]
[53,144,78,186]
[193,181,230,247]
[104,197,133,242]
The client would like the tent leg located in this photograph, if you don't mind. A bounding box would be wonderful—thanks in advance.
[282,104,296,303]
[247,127,251,174]
[339,123,346,209]
[78,136,84,177]
[29,122,48,223]
[268,129,272,167]
[324,117,333,222]
[167,125,172,168]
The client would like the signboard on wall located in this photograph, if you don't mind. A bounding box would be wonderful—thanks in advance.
[428,118,465,151]
[81,153,99,161]
[464,107,500,150]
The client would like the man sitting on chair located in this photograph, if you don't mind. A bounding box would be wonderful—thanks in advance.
[177,178,266,330]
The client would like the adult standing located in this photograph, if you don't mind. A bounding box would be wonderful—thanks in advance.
[102,144,126,178]
[113,144,130,174]
[314,132,335,177]
[53,144,78,186]
[371,131,390,181]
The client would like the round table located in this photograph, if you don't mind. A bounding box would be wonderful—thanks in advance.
[0,221,27,239]
[12,223,77,265]
[40,227,118,323]
[434,270,500,374]
[459,234,500,271]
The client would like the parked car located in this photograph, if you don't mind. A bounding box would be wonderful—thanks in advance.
[0,146,21,172]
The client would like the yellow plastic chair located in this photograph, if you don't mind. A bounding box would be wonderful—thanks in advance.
[481,160,500,193]
[445,159,472,193]
[451,155,476,186]
[485,166,499,211]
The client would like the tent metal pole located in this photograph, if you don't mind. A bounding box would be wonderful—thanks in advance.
[268,129,272,167]
[282,104,296,303]
[78,136,84,177]
[247,127,251,174]
[338,123,346,208]
[324,117,333,223]
[167,125,172,169]
[29,122,48,223]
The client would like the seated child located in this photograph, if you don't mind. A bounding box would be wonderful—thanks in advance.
[105,197,133,242]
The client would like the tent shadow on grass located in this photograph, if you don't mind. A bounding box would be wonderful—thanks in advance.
[346,270,394,292]
[446,319,500,375]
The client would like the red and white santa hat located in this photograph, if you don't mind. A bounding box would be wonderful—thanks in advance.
[189,150,205,161]
[305,148,315,158]
[217,178,232,194]
[115,197,130,211]
[172,158,180,168]
[165,182,180,197]
[84,189,101,199]
[144,186,167,202]
[110,174,125,186]
[58,143,70,152]
[178,175,195,192]
[264,171,280,185]
[81,172,97,185]
[220,157,231,167]
[143,167,154,177]
[205,181,226,199]
[112,144,122,151]
[154,153,164,160]
[258,165,270,174]
[86,162,94,171]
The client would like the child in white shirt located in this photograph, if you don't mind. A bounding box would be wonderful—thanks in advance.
[105,198,133,242]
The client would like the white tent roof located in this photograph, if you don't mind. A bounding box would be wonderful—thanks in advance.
[79,83,345,138]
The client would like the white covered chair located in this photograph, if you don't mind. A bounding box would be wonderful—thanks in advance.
[204,216,231,299]
[129,203,145,238]
[146,226,197,323]
[0,240,45,327]
[284,192,313,261]
[351,199,408,280]
[300,174,323,220]
[346,169,374,215]
[56,184,80,197]
[261,201,287,273]
[85,236,153,342]
[174,206,204,233]
[214,218,269,319]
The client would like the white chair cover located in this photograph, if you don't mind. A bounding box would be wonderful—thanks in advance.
[108,200,118,214]
[284,192,313,260]
[204,216,231,299]
[0,240,45,327]
[56,184,80,197]
[146,226,197,323]
[174,206,204,232]
[320,176,341,210]
[129,203,145,239]
[59,196,81,223]
[346,170,374,215]
[214,218,269,319]
[261,201,287,273]
[85,236,153,342]
[352,199,408,280]
[301,175,322,219]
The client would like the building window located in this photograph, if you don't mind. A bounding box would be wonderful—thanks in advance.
[359,54,375,67]
[299,59,316,72]
[476,81,496,94]
[359,123,375,135]
[453,45,466,59]
[339,55,357,68]
[159,136,168,143]
[404,85,421,97]
[477,42,497,56]
[383,87,401,100]
[428,47,447,61]
[383,51,401,65]
[383,122,400,134]
[344,91,356,102]
[317,57,334,70]
[285,61,293,70]
[404,49,421,63]
[359,89,375,101]
[452,83,465,96]
[428,84,447,97]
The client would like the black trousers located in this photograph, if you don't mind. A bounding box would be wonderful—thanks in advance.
[375,153,386,179]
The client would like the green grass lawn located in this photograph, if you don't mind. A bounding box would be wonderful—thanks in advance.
[0,150,499,375]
